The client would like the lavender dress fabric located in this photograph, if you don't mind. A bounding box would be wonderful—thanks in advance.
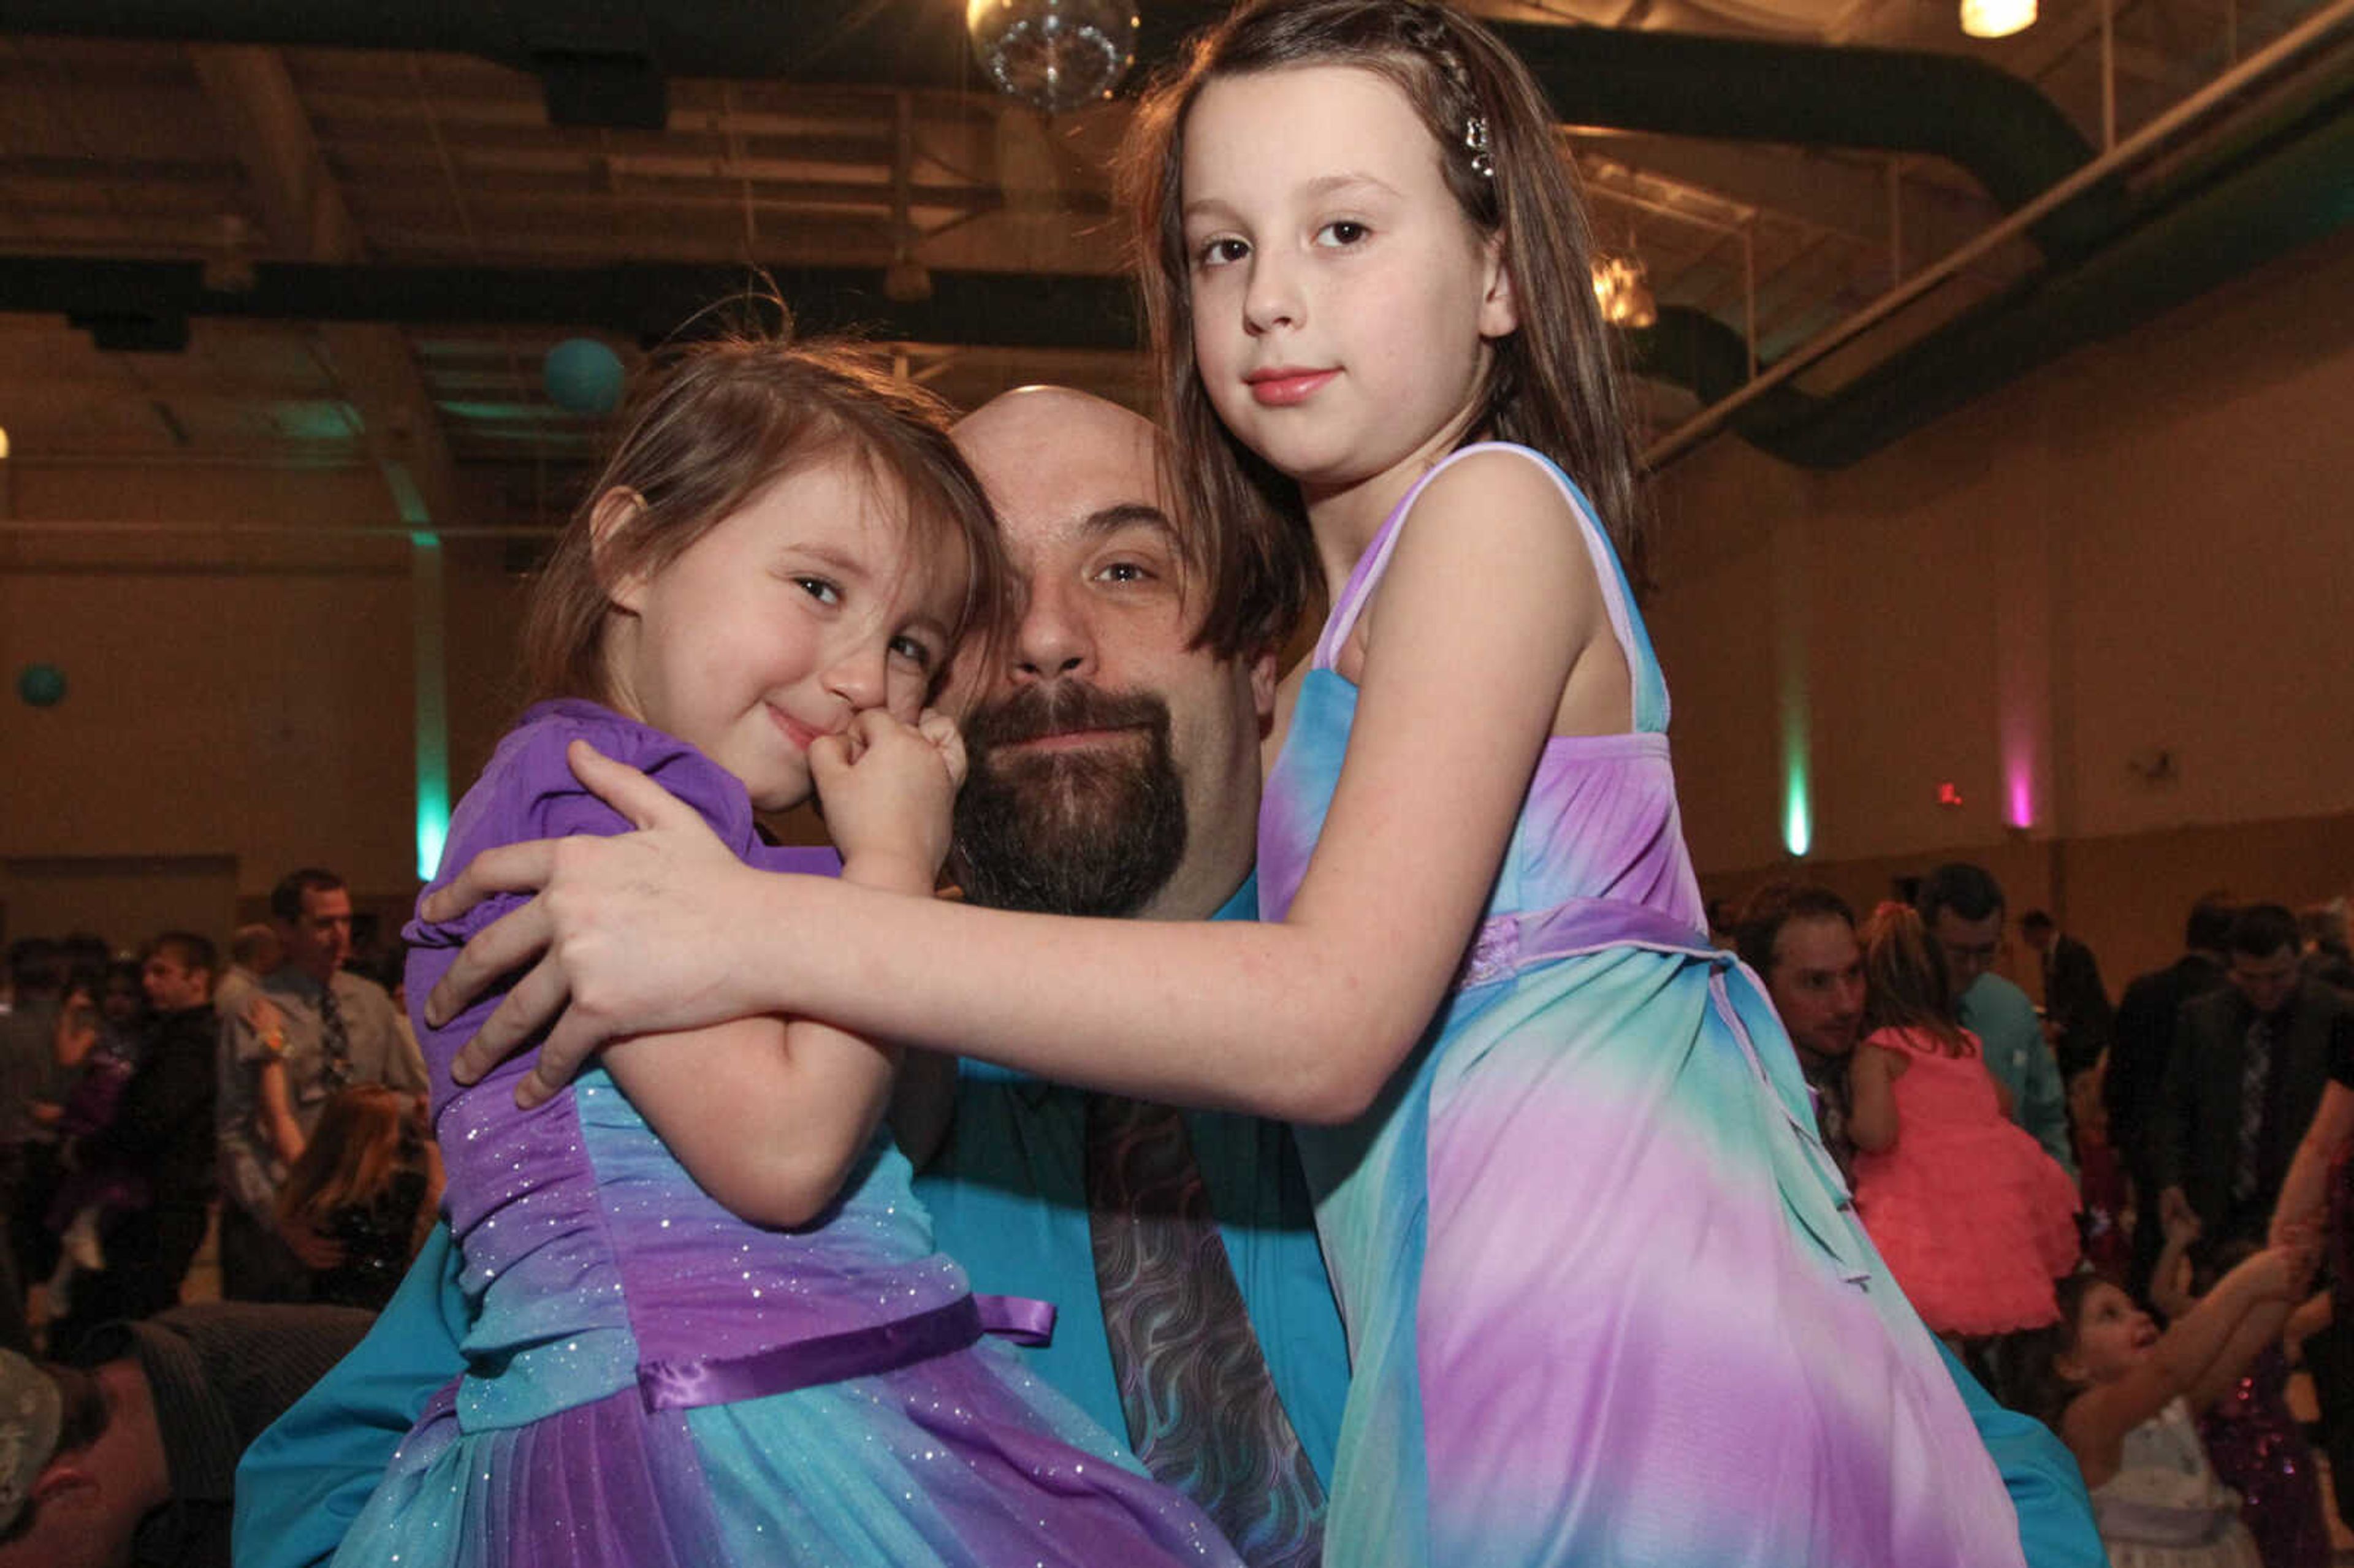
[331,701,1237,1568]
[1256,445,2027,1567]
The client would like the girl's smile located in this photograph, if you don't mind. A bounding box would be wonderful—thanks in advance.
[600,454,966,812]
[1246,366,1340,406]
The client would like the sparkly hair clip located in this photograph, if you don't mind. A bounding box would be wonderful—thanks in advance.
[1463,116,1495,179]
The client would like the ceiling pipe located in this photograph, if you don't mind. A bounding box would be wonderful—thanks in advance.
[11,1,2109,250]
[1640,0,2354,466]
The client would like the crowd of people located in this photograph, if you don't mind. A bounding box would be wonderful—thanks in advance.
[0,2,2350,1565]
[1735,873,2354,1567]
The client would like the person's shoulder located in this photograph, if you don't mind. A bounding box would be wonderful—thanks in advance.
[490,699,703,791]
[331,968,396,1013]
[1409,443,1585,533]
[1964,972,2036,1024]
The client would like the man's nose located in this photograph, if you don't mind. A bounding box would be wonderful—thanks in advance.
[1011,584,1093,683]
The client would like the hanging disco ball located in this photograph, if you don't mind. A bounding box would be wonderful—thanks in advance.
[968,0,1138,115]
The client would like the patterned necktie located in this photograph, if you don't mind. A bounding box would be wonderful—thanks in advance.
[2233,1016,2274,1202]
[1085,1093,1325,1567]
[317,983,354,1094]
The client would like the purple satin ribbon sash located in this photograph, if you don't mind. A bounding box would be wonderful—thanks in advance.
[1455,896,1724,990]
[636,1293,1057,1412]
[975,1293,1057,1346]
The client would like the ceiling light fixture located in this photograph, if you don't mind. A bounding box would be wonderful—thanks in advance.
[1591,255,1658,330]
[968,0,1138,114]
[1960,0,2038,40]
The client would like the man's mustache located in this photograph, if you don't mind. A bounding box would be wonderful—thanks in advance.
[964,682,1171,753]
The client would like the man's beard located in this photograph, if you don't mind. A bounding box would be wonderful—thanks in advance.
[953,682,1187,918]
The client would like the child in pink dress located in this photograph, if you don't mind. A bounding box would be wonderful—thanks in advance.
[1850,902,2082,1336]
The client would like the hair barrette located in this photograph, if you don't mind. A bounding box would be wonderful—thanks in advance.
[1463,116,1495,179]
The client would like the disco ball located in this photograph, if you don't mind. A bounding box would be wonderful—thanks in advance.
[968,0,1138,115]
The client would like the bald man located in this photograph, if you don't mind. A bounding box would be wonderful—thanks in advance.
[233,388,1349,1568]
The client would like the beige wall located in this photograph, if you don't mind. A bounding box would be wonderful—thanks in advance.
[1656,226,2354,988]
[0,460,525,951]
[3,227,2349,969]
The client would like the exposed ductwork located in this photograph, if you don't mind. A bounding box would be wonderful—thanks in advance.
[4,0,2347,468]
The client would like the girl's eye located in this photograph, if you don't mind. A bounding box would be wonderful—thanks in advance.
[793,576,842,606]
[1195,236,1250,268]
[1316,219,1369,248]
[889,634,935,669]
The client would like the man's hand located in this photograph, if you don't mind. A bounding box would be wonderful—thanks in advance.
[810,708,966,894]
[423,740,775,1106]
[279,1212,347,1273]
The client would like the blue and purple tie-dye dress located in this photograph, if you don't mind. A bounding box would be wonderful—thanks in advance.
[330,700,1236,1568]
[1257,444,2026,1568]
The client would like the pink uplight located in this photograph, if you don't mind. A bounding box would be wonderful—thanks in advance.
[2005,763,2036,829]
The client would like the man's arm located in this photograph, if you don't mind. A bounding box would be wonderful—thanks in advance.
[2019,1037,2077,1177]
[2148,1007,2199,1195]
[234,1220,470,1568]
[216,1011,280,1225]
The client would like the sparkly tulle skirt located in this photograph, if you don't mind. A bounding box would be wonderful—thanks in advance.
[328,1336,1236,1568]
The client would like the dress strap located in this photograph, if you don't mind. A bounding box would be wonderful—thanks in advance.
[1309,443,1670,734]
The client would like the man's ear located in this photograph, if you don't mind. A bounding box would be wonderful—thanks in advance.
[1248,646,1279,724]
[590,487,648,614]
[31,1459,99,1507]
[1478,235,1518,341]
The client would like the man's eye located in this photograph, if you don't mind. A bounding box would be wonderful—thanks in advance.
[1097,561,1149,584]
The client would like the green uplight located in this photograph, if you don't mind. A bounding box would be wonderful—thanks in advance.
[413,533,451,881]
[1783,767,1812,859]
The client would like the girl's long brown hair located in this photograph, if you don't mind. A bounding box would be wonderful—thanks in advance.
[1120,0,1649,657]
[277,1084,440,1259]
[1860,901,1975,1056]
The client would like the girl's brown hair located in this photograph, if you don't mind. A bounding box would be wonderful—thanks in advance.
[1120,0,1648,657]
[522,325,1006,708]
[1991,1269,2107,1429]
[277,1084,438,1261]
[1859,901,1975,1055]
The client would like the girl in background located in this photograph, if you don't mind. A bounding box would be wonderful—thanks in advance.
[2005,1244,2317,1568]
[1849,902,2082,1338]
[275,1084,441,1311]
[332,330,1238,1568]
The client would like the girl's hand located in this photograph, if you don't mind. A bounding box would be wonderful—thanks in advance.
[425,740,778,1106]
[809,708,966,893]
[2162,1206,2202,1249]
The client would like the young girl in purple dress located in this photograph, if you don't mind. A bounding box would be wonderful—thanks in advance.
[330,331,1236,1568]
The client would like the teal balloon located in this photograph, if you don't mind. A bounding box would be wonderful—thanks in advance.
[543,338,627,416]
[16,663,66,707]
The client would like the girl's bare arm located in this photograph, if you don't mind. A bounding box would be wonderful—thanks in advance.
[1845,1040,1902,1154]
[432,454,1610,1123]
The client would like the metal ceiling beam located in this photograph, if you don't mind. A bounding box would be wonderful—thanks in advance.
[9,1,2108,244]
[188,43,473,527]
[8,256,1144,350]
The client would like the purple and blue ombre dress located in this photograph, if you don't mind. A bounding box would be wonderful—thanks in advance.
[332,701,1237,1568]
[1257,446,2027,1568]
